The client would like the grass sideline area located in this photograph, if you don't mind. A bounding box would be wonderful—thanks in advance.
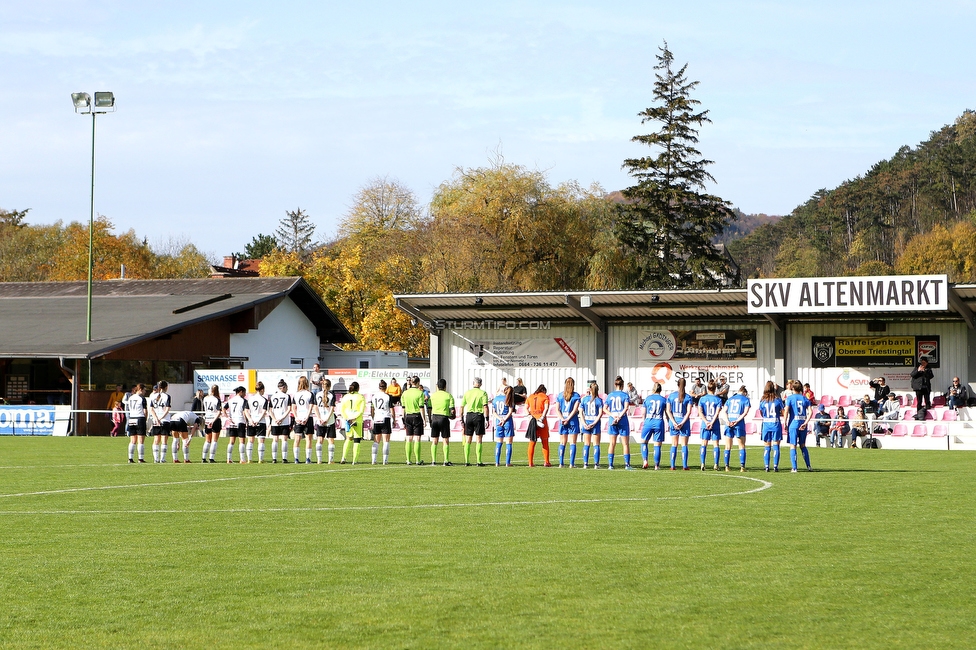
[0,437,974,649]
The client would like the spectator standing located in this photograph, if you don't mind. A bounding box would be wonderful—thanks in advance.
[715,377,730,404]
[191,389,204,414]
[387,378,402,409]
[690,379,706,406]
[310,363,324,397]
[513,378,528,405]
[911,358,934,409]
[944,377,969,410]
[869,376,891,403]
[110,400,125,437]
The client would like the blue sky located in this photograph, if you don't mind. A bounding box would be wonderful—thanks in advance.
[2,1,974,257]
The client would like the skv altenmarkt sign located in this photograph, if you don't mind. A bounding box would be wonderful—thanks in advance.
[747,275,948,314]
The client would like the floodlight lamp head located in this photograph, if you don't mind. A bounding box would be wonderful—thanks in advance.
[93,91,115,110]
[71,92,92,113]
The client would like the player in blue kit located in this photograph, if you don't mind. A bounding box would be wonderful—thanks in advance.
[493,386,515,467]
[758,380,785,472]
[580,383,603,469]
[603,376,634,470]
[666,378,694,470]
[722,386,751,471]
[640,383,668,469]
[697,380,723,471]
[784,381,814,472]
[556,378,581,468]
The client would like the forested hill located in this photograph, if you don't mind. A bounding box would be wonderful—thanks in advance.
[728,110,976,281]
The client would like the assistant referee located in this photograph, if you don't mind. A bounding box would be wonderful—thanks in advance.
[460,377,490,466]
[401,377,427,465]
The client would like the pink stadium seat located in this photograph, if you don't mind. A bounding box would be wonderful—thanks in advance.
[933,395,946,407]
[631,407,645,419]
[629,417,643,434]
[515,405,528,417]
[845,406,857,419]
[931,424,948,438]
[828,408,837,419]
[941,409,957,421]
[819,395,833,406]
[891,424,908,437]
[690,420,702,434]
[925,409,936,421]
[745,422,756,435]
[547,393,556,403]
[548,404,560,419]
[599,393,608,401]
[451,418,464,433]
[515,418,529,435]
[838,395,852,407]
[753,408,763,419]
[902,408,916,421]
[911,424,928,437]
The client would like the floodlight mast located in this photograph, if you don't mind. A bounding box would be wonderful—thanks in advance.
[71,91,115,342]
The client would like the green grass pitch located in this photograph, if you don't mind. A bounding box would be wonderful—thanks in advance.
[1,437,974,649]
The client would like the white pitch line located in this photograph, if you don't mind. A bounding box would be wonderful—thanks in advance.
[0,475,772,515]
[0,464,397,499]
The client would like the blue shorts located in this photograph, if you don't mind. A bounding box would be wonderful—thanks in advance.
[641,420,666,443]
[559,419,580,436]
[496,422,514,438]
[724,423,746,439]
[608,417,629,437]
[670,423,691,438]
[761,425,783,443]
[787,424,808,445]
[581,420,601,436]
[700,425,721,442]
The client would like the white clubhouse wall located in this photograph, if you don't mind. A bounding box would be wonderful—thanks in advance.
[230,297,321,370]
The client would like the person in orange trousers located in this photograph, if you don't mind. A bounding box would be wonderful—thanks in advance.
[526,384,552,467]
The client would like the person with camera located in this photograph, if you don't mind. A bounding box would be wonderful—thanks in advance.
[869,376,891,403]
[911,358,934,410]
[944,377,969,411]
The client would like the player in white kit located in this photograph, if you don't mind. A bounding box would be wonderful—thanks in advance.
[370,380,393,465]
[170,411,200,461]
[201,385,222,463]
[224,386,249,464]
[268,380,294,463]
[246,382,271,463]
[126,383,148,463]
[150,382,173,463]
[292,376,316,464]
[314,379,337,463]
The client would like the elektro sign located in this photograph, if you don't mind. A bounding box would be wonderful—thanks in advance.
[748,275,948,314]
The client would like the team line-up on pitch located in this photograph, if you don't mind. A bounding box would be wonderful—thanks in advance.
[121,372,821,474]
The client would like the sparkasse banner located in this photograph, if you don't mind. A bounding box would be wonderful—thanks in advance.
[747,275,948,314]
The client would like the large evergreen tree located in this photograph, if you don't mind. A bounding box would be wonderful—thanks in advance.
[617,42,737,289]
[275,208,316,258]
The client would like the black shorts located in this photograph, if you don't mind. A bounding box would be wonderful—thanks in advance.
[226,424,246,438]
[151,422,172,436]
[389,395,401,408]
[430,415,451,439]
[316,423,337,439]
[371,418,391,436]
[206,418,221,434]
[403,413,424,438]
[293,418,313,435]
[464,413,486,438]
[127,417,147,436]
[247,423,267,438]
[170,420,189,433]
[270,424,291,437]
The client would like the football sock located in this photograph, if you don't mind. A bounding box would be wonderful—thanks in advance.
[527,440,536,465]
[640,443,648,463]
[413,439,422,463]
[801,447,811,468]
[700,445,707,466]
[152,444,159,462]
[183,439,190,461]
[739,448,747,468]
[495,442,502,465]
[316,441,323,463]
[405,439,411,462]
[201,441,209,461]
[431,441,438,464]
[790,448,798,470]
[281,443,287,461]
[305,443,312,462]
[172,442,178,461]
[670,445,677,468]
[293,444,300,462]
[270,440,277,460]
[608,453,615,468]
[352,441,360,464]
[239,444,246,462]
[724,449,731,467]
[258,440,265,462]
[227,444,234,462]
[505,442,512,465]
[773,445,781,468]
[652,445,660,466]
[624,453,631,467]
[593,444,600,466]
[569,443,577,467]
[443,442,450,463]
[371,442,378,464]
[542,438,550,464]
[714,445,721,466]
[681,444,689,468]
[208,442,216,460]
[328,442,335,463]
[246,442,253,462]
[476,442,483,464]
[137,443,145,461]
[582,443,590,465]
[763,446,770,468]
[558,444,566,465]
[160,444,167,461]
[463,441,471,464]
[342,438,352,461]
[382,441,390,463]
[127,442,135,460]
